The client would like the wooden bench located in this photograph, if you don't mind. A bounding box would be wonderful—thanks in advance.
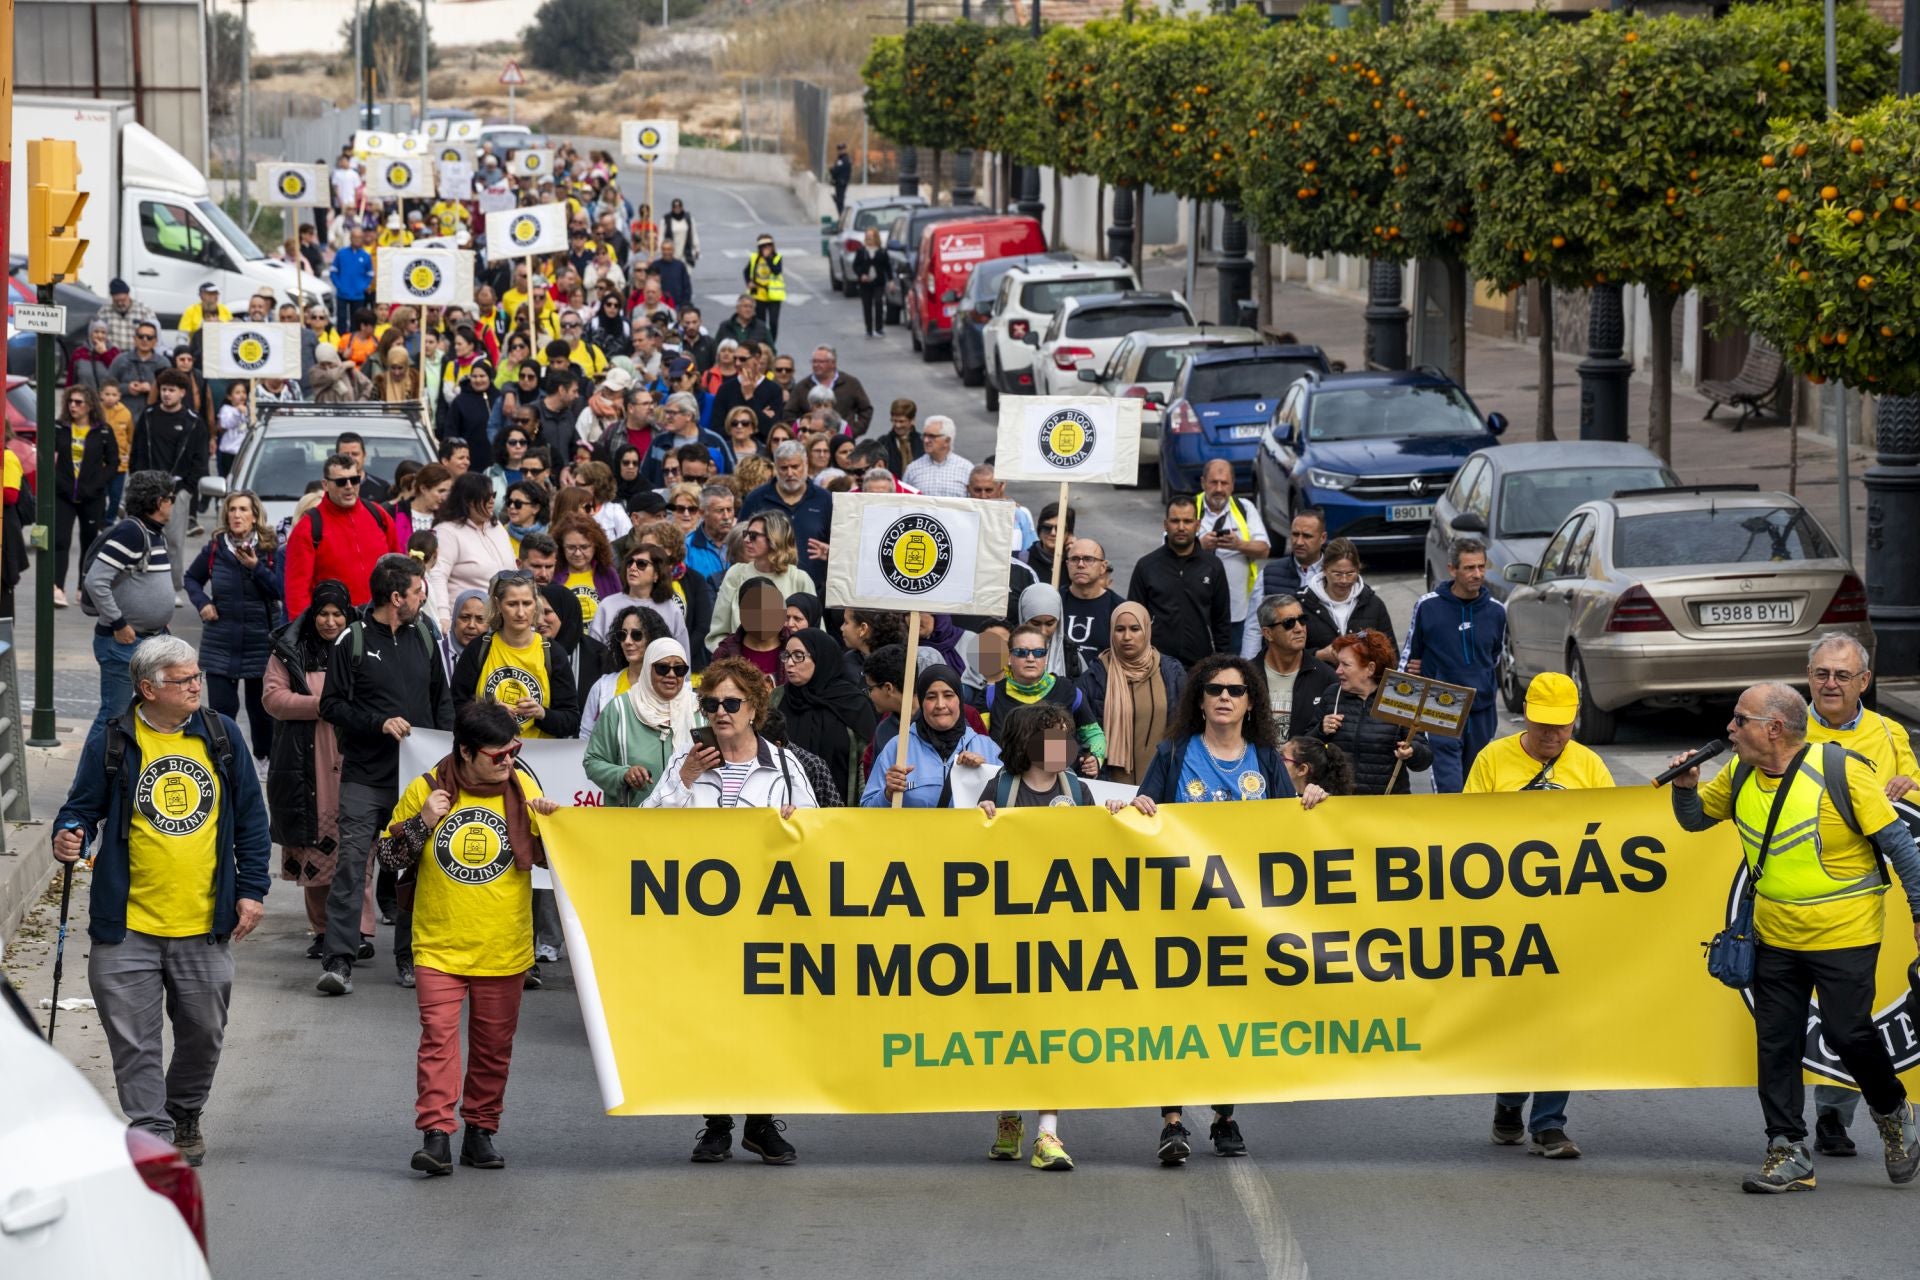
[1700,340,1786,431]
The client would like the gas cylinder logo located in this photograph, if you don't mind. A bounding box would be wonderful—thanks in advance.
[1037,407,1096,469]
[135,754,216,836]
[509,214,542,248]
[433,806,514,885]
[878,515,953,596]
[387,161,415,189]
[404,258,445,299]
[483,664,542,728]
[230,332,272,374]
[276,170,309,200]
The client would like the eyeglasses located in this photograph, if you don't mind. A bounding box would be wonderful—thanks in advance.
[1325,569,1360,582]
[1009,646,1049,660]
[670,502,700,514]
[154,672,206,688]
[780,649,811,665]
[1066,555,1102,566]
[740,529,767,543]
[1038,523,1058,535]
[774,365,794,374]
[1265,615,1307,630]
[562,322,582,331]
[652,660,691,677]
[1203,682,1250,699]
[699,695,745,715]
[478,740,524,763]
[1809,668,1861,685]
[506,497,538,510]
[327,474,363,487]
[1730,712,1782,729]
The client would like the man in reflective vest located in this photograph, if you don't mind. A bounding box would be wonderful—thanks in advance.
[744,235,787,344]
[1801,632,1919,1156]
[1670,681,1920,1193]
[1196,459,1267,636]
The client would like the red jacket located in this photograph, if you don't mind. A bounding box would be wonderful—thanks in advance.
[283,495,399,617]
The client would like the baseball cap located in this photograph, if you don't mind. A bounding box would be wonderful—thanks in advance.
[1524,672,1578,727]
[198,281,220,294]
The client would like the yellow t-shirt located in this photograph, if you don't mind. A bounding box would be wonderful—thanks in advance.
[1463,733,1615,794]
[3,447,21,498]
[103,404,134,471]
[1808,708,1919,791]
[387,773,540,977]
[428,200,470,236]
[565,569,600,626]
[1699,751,1900,950]
[126,716,221,937]
[70,423,90,474]
[477,632,553,738]
[177,302,232,335]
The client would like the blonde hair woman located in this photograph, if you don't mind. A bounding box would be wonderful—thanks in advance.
[705,509,811,652]
[185,488,284,765]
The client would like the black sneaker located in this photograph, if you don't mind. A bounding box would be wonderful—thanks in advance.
[357,936,376,961]
[1815,1111,1857,1157]
[1529,1128,1581,1159]
[305,936,324,960]
[691,1119,734,1163]
[411,1129,453,1176]
[1157,1121,1191,1165]
[1491,1103,1526,1145]
[1210,1116,1247,1157]
[742,1117,797,1165]
[523,964,543,990]
[395,959,416,989]
[460,1126,505,1169]
[168,1108,206,1168]
[316,957,353,995]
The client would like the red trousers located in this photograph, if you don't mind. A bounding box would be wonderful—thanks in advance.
[414,967,524,1134]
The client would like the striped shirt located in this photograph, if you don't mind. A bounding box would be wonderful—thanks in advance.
[83,517,175,635]
[717,761,755,808]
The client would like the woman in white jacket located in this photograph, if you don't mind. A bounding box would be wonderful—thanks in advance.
[427,471,518,630]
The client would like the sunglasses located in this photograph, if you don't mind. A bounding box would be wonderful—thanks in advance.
[669,502,701,514]
[478,740,524,763]
[652,660,691,677]
[618,628,652,642]
[1731,712,1781,728]
[699,695,745,715]
[1009,646,1049,660]
[1203,682,1250,699]
[1265,616,1307,630]
[328,474,363,487]
[506,497,538,511]
[740,529,767,543]
[523,466,547,478]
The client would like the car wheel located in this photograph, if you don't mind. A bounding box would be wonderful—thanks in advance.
[956,347,982,387]
[921,334,941,364]
[1568,647,1617,746]
[984,380,999,413]
[1498,629,1525,715]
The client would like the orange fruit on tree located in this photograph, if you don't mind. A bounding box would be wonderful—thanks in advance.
[1847,208,1865,225]
[1778,60,1791,72]
[1777,188,1793,202]
[1858,275,1874,290]
[1760,154,1776,168]
[1820,185,1838,201]
[1624,30,1638,42]
[1551,235,1566,248]
[1791,142,1809,158]
[1798,270,1812,281]
[1895,196,1910,212]
[1882,325,1895,337]
[1849,138,1865,154]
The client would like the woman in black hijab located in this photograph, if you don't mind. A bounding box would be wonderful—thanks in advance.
[784,591,824,633]
[776,628,876,802]
[537,579,593,689]
[609,441,651,508]
[440,362,499,461]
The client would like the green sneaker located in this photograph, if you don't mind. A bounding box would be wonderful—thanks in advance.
[1031,1132,1074,1171]
[989,1113,1024,1161]
[1741,1138,1815,1194]
[1871,1101,1920,1184]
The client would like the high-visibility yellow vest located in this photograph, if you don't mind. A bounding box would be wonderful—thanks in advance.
[1196,494,1259,599]
[1733,743,1883,906]
[749,253,786,303]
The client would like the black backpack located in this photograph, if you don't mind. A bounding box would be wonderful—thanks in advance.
[308,500,392,547]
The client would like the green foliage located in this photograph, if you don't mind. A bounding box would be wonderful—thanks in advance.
[901,21,991,153]
[525,0,635,78]
[861,35,914,145]
[338,0,437,85]
[970,28,1043,166]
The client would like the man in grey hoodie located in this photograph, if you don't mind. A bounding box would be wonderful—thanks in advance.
[83,470,178,733]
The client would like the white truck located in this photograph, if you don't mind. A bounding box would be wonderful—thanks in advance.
[8,95,331,323]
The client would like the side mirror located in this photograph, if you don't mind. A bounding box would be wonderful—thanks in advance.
[1487,411,1509,436]
[1451,511,1488,534]
[198,475,230,501]
[1076,367,1101,383]
[940,289,961,304]
[1502,562,1534,585]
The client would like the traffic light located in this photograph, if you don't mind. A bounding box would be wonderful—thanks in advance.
[27,139,89,286]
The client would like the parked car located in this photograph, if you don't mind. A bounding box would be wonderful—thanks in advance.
[1031,291,1192,398]
[907,215,1046,363]
[0,978,211,1279]
[1159,344,1331,503]
[1499,486,1869,743]
[1424,442,1679,596]
[883,204,990,324]
[949,251,1075,388]
[827,195,926,296]
[199,401,434,528]
[980,259,1138,412]
[1255,368,1507,549]
[5,374,39,485]
[1076,325,1262,481]
[9,258,105,349]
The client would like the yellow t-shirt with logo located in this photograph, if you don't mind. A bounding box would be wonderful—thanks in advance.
[388,773,540,977]
[70,423,90,474]
[127,716,221,937]
[1463,734,1614,794]
[428,200,470,236]
[1699,753,1899,950]
[477,632,553,738]
[565,569,601,626]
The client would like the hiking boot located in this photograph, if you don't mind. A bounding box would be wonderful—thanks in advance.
[1529,1128,1581,1159]
[316,957,352,995]
[1491,1102,1526,1145]
[168,1108,205,1168]
[395,959,415,988]
[523,964,543,990]
[1871,1101,1920,1184]
[989,1112,1024,1161]
[356,936,375,961]
[691,1119,734,1163]
[411,1129,452,1176]
[1157,1121,1191,1165]
[1031,1132,1074,1171]
[1815,1111,1856,1158]
[1741,1139,1815,1194]
[1210,1116,1247,1157]
[742,1117,796,1165]
[460,1126,505,1169]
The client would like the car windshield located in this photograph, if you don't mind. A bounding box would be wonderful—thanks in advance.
[1020,278,1131,314]
[1497,467,1674,538]
[1138,344,1219,382]
[1305,383,1484,442]
[853,206,902,231]
[1187,359,1319,403]
[1066,305,1188,340]
[1613,505,1837,568]
[196,199,265,262]
[249,432,424,501]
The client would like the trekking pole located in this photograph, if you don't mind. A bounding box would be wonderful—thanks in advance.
[46,858,76,1043]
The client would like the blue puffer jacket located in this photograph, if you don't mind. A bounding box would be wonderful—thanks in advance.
[1402,585,1506,700]
[859,722,1002,809]
[55,707,272,944]
[184,538,285,679]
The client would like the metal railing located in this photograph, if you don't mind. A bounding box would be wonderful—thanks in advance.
[0,640,31,843]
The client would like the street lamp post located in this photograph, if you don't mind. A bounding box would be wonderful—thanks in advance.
[953,0,975,204]
[1362,0,1409,368]
[1013,0,1044,220]
[1107,185,1134,264]
[899,0,919,197]
[1217,206,1252,325]
[1575,282,1631,440]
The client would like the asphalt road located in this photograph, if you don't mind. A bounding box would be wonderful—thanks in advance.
[12,172,1919,1280]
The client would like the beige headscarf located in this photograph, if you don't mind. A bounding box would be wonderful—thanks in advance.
[1100,601,1168,777]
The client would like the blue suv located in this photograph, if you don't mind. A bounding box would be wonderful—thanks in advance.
[1253,368,1507,548]
[1159,345,1331,504]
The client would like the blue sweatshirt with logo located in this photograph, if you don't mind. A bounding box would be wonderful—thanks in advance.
[1402,585,1505,700]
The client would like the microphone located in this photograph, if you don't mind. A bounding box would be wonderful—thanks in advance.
[1653,739,1729,787]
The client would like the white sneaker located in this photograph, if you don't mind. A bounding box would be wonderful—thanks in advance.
[255,756,271,784]
[534,944,560,964]
[175,591,187,608]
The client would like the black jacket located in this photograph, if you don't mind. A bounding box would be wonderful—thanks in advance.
[440,384,500,461]
[879,429,922,476]
[1299,584,1395,658]
[710,376,785,436]
[53,418,120,504]
[851,245,894,290]
[1127,543,1232,669]
[1306,690,1433,795]
[265,622,322,849]
[714,315,774,352]
[450,629,582,739]
[1253,654,1339,741]
[130,404,207,493]
[320,612,454,791]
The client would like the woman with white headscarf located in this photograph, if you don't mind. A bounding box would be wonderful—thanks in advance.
[1017,582,1081,680]
[582,627,697,806]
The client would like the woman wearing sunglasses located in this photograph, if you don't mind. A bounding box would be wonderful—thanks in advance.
[1107,652,1326,1168]
[377,700,561,1177]
[451,572,581,741]
[582,624,695,799]
[981,623,1105,780]
[588,545,690,656]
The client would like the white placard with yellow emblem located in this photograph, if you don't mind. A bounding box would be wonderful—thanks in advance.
[448,118,484,143]
[435,141,474,170]
[484,202,568,257]
[201,322,299,380]
[353,129,405,157]
[620,119,679,165]
[365,155,436,199]
[254,162,330,206]
[377,248,470,308]
[992,395,1142,485]
[824,493,1015,617]
[508,147,555,179]
[1370,670,1475,738]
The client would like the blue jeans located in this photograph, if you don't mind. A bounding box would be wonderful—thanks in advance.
[1429,703,1498,793]
[1497,1091,1570,1133]
[93,631,142,732]
[106,472,126,519]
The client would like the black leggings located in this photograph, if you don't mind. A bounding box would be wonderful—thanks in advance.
[206,673,272,761]
[759,300,782,343]
[54,490,108,590]
[861,286,886,335]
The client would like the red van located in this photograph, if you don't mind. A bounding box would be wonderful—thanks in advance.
[908,215,1046,362]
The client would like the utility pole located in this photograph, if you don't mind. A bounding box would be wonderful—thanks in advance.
[951,0,976,205]
[238,0,251,227]
[1360,0,1409,367]
[419,0,429,127]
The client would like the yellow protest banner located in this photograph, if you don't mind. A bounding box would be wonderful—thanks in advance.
[542,789,1920,1116]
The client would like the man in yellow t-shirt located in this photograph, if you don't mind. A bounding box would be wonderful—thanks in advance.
[377,700,559,1175]
[53,635,271,1167]
[176,282,233,335]
[1465,670,1613,1160]
[1671,680,1920,1193]
[1801,632,1920,1155]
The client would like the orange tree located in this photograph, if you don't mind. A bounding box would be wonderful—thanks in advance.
[968,27,1042,178]
[860,35,914,153]
[901,20,988,159]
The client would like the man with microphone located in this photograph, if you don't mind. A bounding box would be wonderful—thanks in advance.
[1668,681,1920,1193]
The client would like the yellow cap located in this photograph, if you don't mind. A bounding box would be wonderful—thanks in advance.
[1525,672,1579,727]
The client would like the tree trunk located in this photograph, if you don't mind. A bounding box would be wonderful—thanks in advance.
[1537,284,1556,441]
[1252,226,1271,333]
[1647,287,1678,463]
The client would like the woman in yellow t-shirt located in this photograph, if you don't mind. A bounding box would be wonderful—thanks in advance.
[449,572,580,739]
[379,700,559,1176]
[550,513,618,631]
